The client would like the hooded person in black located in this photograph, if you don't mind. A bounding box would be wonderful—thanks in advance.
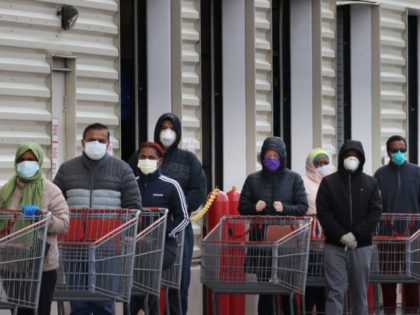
[128,113,207,315]
[317,140,382,315]
[238,136,308,315]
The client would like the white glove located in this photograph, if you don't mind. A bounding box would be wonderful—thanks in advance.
[273,201,283,213]
[340,232,357,250]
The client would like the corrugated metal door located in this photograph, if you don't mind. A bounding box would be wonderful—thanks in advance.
[376,4,407,165]
[171,0,202,160]
[0,1,120,184]
[245,0,273,172]
[312,0,337,158]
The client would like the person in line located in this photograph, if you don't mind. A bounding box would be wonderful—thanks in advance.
[54,122,142,315]
[128,113,207,315]
[129,141,189,315]
[316,140,382,315]
[303,148,334,314]
[0,142,69,315]
[238,136,308,315]
[374,135,420,313]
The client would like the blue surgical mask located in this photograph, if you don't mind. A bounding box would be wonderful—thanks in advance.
[392,151,406,166]
[317,165,330,175]
[17,161,40,178]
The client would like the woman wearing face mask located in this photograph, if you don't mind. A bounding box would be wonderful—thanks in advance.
[238,136,308,315]
[316,140,382,315]
[303,148,335,215]
[303,148,335,314]
[129,142,189,315]
[0,142,69,315]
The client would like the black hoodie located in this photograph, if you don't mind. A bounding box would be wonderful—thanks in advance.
[238,137,308,216]
[316,140,382,247]
[128,113,207,213]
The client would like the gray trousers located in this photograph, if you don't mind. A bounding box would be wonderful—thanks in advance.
[324,243,373,315]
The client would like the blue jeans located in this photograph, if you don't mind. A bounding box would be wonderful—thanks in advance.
[168,223,193,315]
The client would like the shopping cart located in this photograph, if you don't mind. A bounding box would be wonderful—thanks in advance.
[306,213,420,314]
[305,215,325,287]
[54,208,140,315]
[370,213,420,282]
[370,213,420,313]
[0,209,51,314]
[128,208,168,315]
[201,215,312,315]
[161,229,185,315]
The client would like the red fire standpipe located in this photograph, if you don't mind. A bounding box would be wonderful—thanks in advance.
[226,187,246,315]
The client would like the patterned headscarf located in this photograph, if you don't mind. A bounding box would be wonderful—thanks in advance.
[311,148,330,164]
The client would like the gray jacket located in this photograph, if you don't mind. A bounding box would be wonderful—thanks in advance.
[54,153,142,210]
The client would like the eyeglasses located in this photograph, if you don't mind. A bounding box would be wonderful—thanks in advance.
[390,148,407,154]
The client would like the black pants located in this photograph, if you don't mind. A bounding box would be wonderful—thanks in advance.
[129,294,159,315]
[258,294,298,315]
[15,269,57,315]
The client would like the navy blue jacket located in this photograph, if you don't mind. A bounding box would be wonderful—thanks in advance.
[374,161,420,213]
[128,113,207,213]
[136,168,189,238]
[317,140,382,247]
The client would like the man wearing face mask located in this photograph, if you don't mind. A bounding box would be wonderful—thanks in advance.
[54,122,142,315]
[316,140,382,315]
[128,113,207,315]
[238,136,308,314]
[374,135,420,313]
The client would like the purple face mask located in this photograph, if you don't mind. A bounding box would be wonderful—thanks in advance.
[262,157,281,172]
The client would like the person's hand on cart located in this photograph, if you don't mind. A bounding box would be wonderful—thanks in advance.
[22,205,41,216]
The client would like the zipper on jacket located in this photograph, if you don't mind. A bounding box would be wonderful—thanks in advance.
[89,166,95,208]
[397,167,401,190]
[348,174,353,226]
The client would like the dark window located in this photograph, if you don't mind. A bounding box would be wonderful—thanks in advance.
[336,5,351,148]
[201,0,222,191]
[408,15,418,163]
[273,0,291,166]
[120,0,147,161]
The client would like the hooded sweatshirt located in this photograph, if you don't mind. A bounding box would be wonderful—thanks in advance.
[128,113,207,213]
[238,137,308,216]
[316,140,382,247]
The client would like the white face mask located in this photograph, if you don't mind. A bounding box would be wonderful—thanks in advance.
[84,140,107,160]
[317,164,330,176]
[138,159,159,175]
[160,128,177,148]
[17,161,40,178]
[343,156,360,172]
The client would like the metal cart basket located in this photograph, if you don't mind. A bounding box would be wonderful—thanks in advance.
[161,228,185,315]
[0,210,51,314]
[370,213,420,283]
[306,213,420,314]
[306,215,325,287]
[54,208,140,311]
[129,208,168,314]
[201,215,312,315]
